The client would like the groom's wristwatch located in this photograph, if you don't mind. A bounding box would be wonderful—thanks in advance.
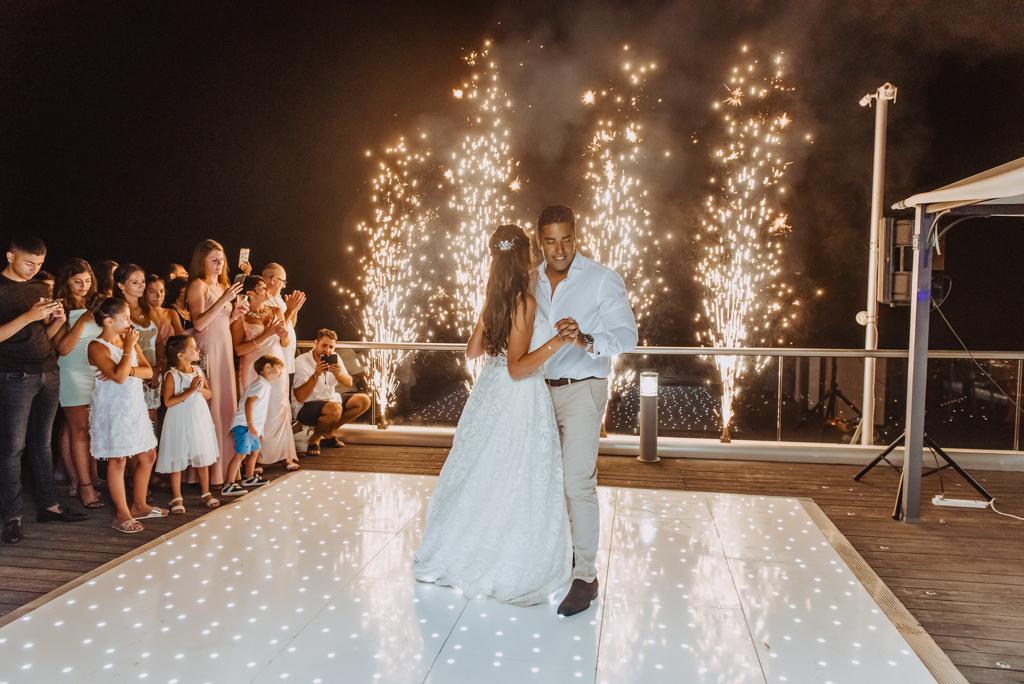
[580,331,595,352]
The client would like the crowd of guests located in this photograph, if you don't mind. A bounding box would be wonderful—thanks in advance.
[0,235,370,544]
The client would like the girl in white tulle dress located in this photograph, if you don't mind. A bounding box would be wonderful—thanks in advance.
[156,335,220,513]
[88,298,168,534]
[414,225,573,606]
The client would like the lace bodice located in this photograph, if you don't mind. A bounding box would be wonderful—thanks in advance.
[414,346,571,605]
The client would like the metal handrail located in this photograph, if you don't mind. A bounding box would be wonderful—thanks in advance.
[299,340,1024,361]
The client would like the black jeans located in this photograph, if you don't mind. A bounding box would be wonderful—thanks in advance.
[0,369,60,520]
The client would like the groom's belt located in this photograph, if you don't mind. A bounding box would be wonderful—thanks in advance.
[545,376,601,387]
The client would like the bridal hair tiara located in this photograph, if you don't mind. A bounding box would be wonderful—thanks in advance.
[497,239,514,251]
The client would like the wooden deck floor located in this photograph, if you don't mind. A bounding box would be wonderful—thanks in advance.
[2,445,1023,683]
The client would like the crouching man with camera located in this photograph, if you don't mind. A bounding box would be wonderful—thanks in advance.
[292,328,370,455]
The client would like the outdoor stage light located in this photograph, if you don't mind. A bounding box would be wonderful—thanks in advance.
[638,371,660,463]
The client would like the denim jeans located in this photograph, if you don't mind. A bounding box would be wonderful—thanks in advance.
[0,369,60,520]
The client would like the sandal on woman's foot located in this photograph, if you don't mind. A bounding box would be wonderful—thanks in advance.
[134,506,169,520]
[78,482,105,509]
[305,444,321,456]
[169,497,186,515]
[112,518,143,534]
[201,492,220,509]
[286,461,301,471]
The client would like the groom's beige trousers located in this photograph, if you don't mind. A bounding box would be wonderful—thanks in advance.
[549,377,608,583]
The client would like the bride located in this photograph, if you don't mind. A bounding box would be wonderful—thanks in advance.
[414,224,573,605]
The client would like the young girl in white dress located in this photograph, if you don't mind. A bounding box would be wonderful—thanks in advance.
[156,335,221,513]
[88,298,168,534]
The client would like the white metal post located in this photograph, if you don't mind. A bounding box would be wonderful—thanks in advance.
[900,208,934,523]
[860,83,897,445]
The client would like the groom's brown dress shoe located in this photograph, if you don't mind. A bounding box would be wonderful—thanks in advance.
[557,578,599,617]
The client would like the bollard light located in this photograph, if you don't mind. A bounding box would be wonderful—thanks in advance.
[638,371,660,463]
[639,371,658,397]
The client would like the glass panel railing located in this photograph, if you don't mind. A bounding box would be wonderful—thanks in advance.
[341,348,472,428]
[880,356,1015,450]
[782,356,867,444]
[314,343,1022,453]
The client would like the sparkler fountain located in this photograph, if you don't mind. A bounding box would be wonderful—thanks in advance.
[580,47,662,431]
[580,46,659,338]
[695,46,801,442]
[348,137,434,426]
[444,40,522,383]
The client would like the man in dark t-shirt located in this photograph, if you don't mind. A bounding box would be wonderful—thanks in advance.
[0,236,88,545]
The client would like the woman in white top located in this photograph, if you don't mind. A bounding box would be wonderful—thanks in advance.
[114,264,164,420]
[54,259,104,509]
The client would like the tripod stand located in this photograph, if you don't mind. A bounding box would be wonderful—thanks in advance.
[798,357,862,440]
[853,432,993,520]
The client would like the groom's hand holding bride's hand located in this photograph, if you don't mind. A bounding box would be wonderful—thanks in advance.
[555,317,585,348]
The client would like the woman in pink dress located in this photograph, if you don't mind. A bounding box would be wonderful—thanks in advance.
[145,274,186,371]
[231,276,300,471]
[186,240,247,485]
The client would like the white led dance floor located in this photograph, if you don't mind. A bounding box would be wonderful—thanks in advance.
[0,471,950,683]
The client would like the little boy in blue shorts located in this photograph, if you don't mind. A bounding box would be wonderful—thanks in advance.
[222,355,284,497]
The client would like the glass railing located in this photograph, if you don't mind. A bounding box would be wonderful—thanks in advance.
[298,342,1023,452]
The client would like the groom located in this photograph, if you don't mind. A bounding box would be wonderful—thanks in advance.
[532,205,638,617]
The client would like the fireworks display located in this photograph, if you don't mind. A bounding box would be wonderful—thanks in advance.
[580,45,660,339]
[348,137,434,420]
[695,46,801,438]
[443,40,521,342]
[343,40,807,440]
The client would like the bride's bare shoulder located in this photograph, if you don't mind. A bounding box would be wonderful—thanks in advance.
[513,292,537,324]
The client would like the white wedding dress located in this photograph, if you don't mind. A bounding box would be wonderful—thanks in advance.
[414,311,571,605]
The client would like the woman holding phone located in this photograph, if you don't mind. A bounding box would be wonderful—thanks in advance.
[231,276,299,471]
[185,239,248,485]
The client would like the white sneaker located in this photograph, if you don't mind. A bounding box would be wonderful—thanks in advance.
[240,475,268,488]
[220,483,246,497]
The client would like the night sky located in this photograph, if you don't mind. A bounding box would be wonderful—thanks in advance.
[3,1,1023,350]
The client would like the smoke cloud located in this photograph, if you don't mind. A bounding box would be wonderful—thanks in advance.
[448,0,1024,346]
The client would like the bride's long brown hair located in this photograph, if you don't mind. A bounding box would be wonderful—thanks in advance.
[482,224,532,356]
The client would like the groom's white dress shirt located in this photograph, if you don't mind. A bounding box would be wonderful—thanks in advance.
[533,253,638,380]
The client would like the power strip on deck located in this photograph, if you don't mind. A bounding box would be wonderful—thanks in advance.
[932,494,990,509]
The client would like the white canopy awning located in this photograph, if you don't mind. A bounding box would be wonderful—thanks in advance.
[893,155,1024,213]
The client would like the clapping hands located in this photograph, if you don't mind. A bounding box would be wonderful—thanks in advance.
[284,290,306,315]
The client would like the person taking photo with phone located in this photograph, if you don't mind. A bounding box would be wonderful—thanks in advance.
[292,328,370,455]
[1,236,87,546]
